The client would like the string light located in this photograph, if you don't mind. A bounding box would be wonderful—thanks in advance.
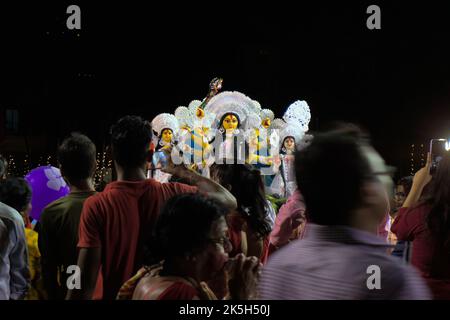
[4,152,114,184]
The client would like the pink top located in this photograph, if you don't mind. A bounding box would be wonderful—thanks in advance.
[391,204,450,299]
[269,190,306,247]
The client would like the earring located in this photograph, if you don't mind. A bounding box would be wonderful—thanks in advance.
[234,128,240,134]
[219,127,225,134]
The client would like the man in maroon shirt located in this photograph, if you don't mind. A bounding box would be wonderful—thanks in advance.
[67,116,236,300]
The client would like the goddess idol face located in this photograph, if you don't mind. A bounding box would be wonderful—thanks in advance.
[284,137,296,152]
[262,117,271,129]
[161,128,173,143]
[221,114,239,132]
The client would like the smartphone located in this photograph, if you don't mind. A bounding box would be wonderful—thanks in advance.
[152,150,168,170]
[429,139,447,174]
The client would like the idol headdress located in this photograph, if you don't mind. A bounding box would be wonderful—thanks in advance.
[276,100,312,151]
[151,113,179,148]
[283,100,311,132]
[204,91,257,131]
[205,93,266,134]
[151,113,179,137]
[174,106,194,130]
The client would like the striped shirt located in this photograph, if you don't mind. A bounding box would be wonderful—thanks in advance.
[259,224,431,300]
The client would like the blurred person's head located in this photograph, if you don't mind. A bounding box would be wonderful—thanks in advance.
[295,125,392,233]
[0,154,7,180]
[425,151,450,246]
[58,133,97,188]
[110,115,152,173]
[0,177,32,222]
[394,176,413,209]
[149,193,230,282]
[210,164,271,239]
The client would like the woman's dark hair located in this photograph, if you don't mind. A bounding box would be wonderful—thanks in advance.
[146,193,226,264]
[0,177,32,213]
[210,164,271,239]
[397,176,413,195]
[110,115,152,168]
[424,151,450,247]
[295,126,373,225]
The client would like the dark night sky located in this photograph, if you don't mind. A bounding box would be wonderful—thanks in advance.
[1,2,450,177]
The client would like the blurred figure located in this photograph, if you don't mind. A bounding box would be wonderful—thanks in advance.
[0,201,29,300]
[269,190,307,250]
[210,164,272,264]
[118,194,260,300]
[391,152,450,299]
[38,133,97,299]
[393,176,413,214]
[67,116,236,300]
[0,154,7,180]
[0,178,41,299]
[260,126,430,299]
[387,176,413,254]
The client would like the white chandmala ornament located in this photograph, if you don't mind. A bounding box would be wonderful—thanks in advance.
[268,100,312,198]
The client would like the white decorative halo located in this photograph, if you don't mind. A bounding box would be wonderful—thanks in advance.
[271,118,286,130]
[245,113,262,131]
[283,100,311,132]
[175,106,194,129]
[151,113,179,137]
[260,109,275,121]
[250,99,263,116]
[204,91,258,129]
[188,100,203,114]
[200,113,216,129]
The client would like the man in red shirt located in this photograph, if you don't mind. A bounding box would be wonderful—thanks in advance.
[67,116,236,300]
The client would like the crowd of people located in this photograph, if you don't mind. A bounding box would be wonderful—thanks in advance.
[1,113,449,300]
[1,80,450,300]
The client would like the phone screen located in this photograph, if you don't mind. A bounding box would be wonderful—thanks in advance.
[430,139,447,174]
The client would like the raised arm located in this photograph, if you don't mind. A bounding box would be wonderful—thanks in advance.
[67,199,102,300]
[167,165,237,210]
[402,153,432,208]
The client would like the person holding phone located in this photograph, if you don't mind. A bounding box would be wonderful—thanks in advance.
[391,151,450,299]
[67,116,236,300]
